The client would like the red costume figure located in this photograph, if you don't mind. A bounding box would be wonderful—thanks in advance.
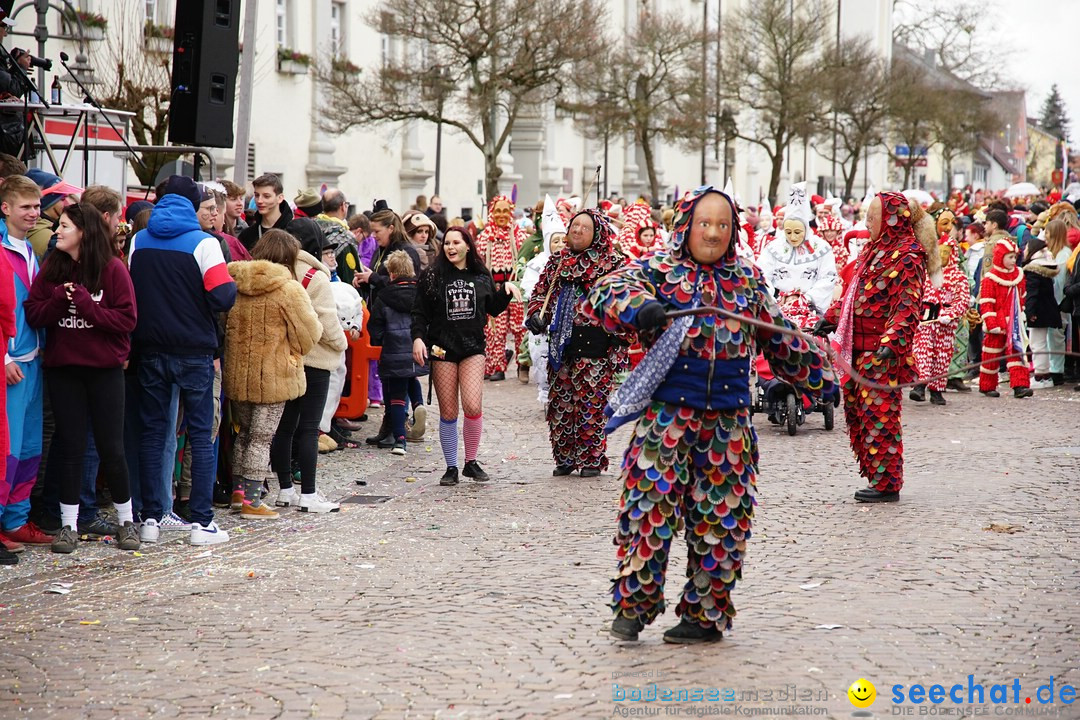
[526,209,628,475]
[615,202,659,259]
[818,214,848,270]
[820,191,940,502]
[476,195,530,379]
[910,236,970,405]
[977,239,1032,397]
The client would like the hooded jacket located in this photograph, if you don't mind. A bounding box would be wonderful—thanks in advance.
[1022,246,1061,329]
[292,250,348,371]
[224,260,322,403]
[979,239,1026,336]
[238,199,294,251]
[370,278,428,379]
[128,194,236,355]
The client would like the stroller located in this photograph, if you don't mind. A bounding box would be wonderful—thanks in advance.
[749,290,835,436]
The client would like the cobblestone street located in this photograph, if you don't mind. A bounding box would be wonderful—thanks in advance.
[0,379,1078,720]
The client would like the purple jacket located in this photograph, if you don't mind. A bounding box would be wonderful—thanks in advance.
[358,233,377,268]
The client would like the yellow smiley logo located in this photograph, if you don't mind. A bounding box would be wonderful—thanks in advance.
[848,678,876,708]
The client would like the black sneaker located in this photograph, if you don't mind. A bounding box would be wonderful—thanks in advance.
[377,435,396,449]
[981,390,1000,398]
[580,468,601,477]
[51,527,77,554]
[945,378,971,393]
[487,371,505,382]
[462,460,490,482]
[610,614,645,641]
[928,390,946,406]
[662,618,723,644]
[908,385,926,402]
[391,438,406,456]
[1013,387,1033,398]
[0,545,17,565]
[439,467,459,486]
[552,466,574,476]
[116,522,141,551]
[77,516,120,538]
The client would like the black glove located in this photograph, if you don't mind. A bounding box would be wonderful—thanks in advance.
[635,302,668,330]
[524,315,546,334]
[873,346,895,361]
[812,318,837,337]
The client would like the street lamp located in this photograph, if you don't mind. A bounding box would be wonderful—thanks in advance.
[719,106,736,187]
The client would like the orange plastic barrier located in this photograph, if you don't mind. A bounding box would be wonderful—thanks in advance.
[335,305,381,420]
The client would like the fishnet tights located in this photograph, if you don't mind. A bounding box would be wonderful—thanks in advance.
[432,355,485,420]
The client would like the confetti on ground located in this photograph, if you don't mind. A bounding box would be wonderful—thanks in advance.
[814,624,844,630]
[984,523,1024,534]
[79,620,100,625]
[799,582,822,590]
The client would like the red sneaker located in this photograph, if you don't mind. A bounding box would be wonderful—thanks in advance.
[4,522,55,545]
[0,533,25,553]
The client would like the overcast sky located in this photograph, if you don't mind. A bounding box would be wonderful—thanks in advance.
[981,0,1079,140]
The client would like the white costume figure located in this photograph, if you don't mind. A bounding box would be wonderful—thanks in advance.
[756,182,838,313]
[320,282,364,433]
[522,196,567,404]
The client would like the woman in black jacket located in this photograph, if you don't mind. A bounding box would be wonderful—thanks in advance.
[412,227,520,486]
[1022,235,1062,387]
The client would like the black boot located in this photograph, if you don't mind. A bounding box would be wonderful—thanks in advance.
[610,614,645,641]
[854,487,900,503]
[945,377,971,393]
[365,411,391,445]
[552,465,574,476]
[439,467,459,486]
[1013,386,1033,398]
[929,390,946,405]
[908,385,926,402]
[1051,373,1064,386]
[662,618,723,644]
[580,468,601,477]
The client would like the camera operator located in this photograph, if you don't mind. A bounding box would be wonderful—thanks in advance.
[0,10,32,156]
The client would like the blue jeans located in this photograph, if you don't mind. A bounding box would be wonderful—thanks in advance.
[139,353,215,526]
[124,374,179,522]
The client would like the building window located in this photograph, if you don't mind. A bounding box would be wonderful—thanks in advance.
[381,35,391,67]
[145,0,157,23]
[276,0,288,47]
[331,1,345,53]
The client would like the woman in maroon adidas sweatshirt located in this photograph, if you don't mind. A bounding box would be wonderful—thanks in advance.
[25,202,139,553]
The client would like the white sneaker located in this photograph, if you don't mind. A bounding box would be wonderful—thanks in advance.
[1030,379,1055,389]
[299,492,340,513]
[139,518,160,543]
[275,487,301,507]
[159,511,191,531]
[406,404,426,441]
[190,521,230,545]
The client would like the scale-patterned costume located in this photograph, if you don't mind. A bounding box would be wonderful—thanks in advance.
[824,191,932,493]
[913,236,970,391]
[583,188,836,632]
[526,209,627,472]
[476,195,530,376]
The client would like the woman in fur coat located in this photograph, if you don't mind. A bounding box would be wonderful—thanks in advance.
[225,230,321,519]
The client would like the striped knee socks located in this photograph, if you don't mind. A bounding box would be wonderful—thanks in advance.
[463,414,482,463]
[439,418,458,468]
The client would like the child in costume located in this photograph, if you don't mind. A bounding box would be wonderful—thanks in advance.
[978,239,1032,398]
[584,187,835,644]
[520,196,567,405]
[910,235,971,405]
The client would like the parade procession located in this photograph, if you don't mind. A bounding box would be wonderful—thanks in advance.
[0,0,1077,718]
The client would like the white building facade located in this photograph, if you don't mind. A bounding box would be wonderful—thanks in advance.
[10,0,899,215]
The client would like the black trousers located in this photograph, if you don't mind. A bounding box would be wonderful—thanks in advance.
[271,366,330,495]
[46,365,130,507]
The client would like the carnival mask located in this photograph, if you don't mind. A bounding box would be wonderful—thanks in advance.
[567,213,595,252]
[687,193,732,264]
[936,211,955,237]
[491,200,513,229]
[783,219,807,247]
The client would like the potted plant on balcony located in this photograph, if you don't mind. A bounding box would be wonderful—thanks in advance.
[63,9,108,41]
[278,48,311,75]
[143,21,174,53]
[331,56,361,79]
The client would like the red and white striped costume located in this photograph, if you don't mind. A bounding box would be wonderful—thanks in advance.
[476,195,530,375]
[913,236,970,391]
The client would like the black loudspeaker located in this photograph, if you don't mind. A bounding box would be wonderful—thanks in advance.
[168,0,239,148]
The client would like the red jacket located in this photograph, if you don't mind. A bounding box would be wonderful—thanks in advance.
[978,241,1025,336]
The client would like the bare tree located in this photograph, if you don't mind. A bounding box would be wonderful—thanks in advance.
[93,0,177,187]
[932,89,999,196]
[893,0,1010,90]
[819,38,890,200]
[723,0,827,207]
[316,0,607,201]
[568,10,706,202]
[882,60,940,190]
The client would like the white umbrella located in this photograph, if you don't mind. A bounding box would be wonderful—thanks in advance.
[1003,182,1039,199]
[902,188,933,206]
